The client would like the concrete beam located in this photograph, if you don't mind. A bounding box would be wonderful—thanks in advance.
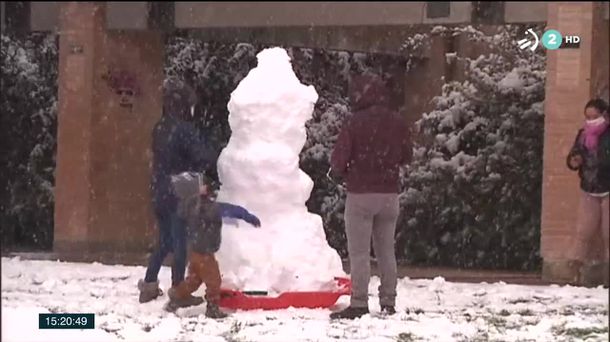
[505,2,547,23]
[31,1,59,31]
[176,2,472,28]
[27,2,173,32]
[18,2,591,33]
[187,25,433,56]
[106,2,149,30]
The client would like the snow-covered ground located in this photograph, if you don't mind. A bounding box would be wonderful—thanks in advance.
[1,257,608,342]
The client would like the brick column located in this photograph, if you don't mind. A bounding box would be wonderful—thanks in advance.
[541,2,608,283]
[55,3,163,262]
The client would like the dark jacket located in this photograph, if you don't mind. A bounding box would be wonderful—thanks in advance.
[151,115,218,215]
[172,173,258,254]
[330,75,413,193]
[567,126,610,194]
[181,198,254,254]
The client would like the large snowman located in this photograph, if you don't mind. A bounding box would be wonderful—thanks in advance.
[214,48,344,293]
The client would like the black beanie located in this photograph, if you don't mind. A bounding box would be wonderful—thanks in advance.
[163,77,197,120]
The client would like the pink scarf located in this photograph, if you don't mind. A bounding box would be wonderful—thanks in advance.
[582,117,609,151]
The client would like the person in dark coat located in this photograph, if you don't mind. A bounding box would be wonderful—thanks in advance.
[138,78,219,304]
[164,172,261,317]
[329,74,412,320]
[566,98,610,286]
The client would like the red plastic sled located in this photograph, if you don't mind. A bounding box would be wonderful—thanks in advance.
[219,277,351,310]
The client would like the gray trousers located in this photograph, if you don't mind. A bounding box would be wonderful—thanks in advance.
[345,193,399,308]
[571,191,609,261]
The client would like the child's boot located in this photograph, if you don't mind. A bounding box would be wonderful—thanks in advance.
[164,287,204,312]
[205,302,228,319]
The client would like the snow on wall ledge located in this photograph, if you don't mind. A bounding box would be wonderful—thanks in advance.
[215,47,345,293]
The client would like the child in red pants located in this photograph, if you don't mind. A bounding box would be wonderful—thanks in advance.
[166,172,261,317]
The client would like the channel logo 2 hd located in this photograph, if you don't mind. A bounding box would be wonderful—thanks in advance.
[517,28,581,51]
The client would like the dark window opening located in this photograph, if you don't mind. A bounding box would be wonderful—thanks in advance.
[472,1,505,25]
[148,2,175,30]
[427,2,451,19]
[3,1,30,32]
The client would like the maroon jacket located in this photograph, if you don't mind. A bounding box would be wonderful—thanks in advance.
[330,75,412,194]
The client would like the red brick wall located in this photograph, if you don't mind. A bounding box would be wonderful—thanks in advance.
[55,3,162,254]
[541,3,608,278]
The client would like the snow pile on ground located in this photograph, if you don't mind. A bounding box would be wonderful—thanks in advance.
[215,47,344,293]
[2,258,609,342]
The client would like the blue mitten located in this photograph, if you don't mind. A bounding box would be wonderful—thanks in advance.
[243,213,261,228]
[218,202,261,228]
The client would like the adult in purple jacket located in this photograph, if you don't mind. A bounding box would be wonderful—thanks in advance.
[330,74,413,320]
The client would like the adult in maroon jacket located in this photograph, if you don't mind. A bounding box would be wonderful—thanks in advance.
[330,74,412,320]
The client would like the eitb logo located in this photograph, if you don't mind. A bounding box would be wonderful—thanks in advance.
[517,29,540,51]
